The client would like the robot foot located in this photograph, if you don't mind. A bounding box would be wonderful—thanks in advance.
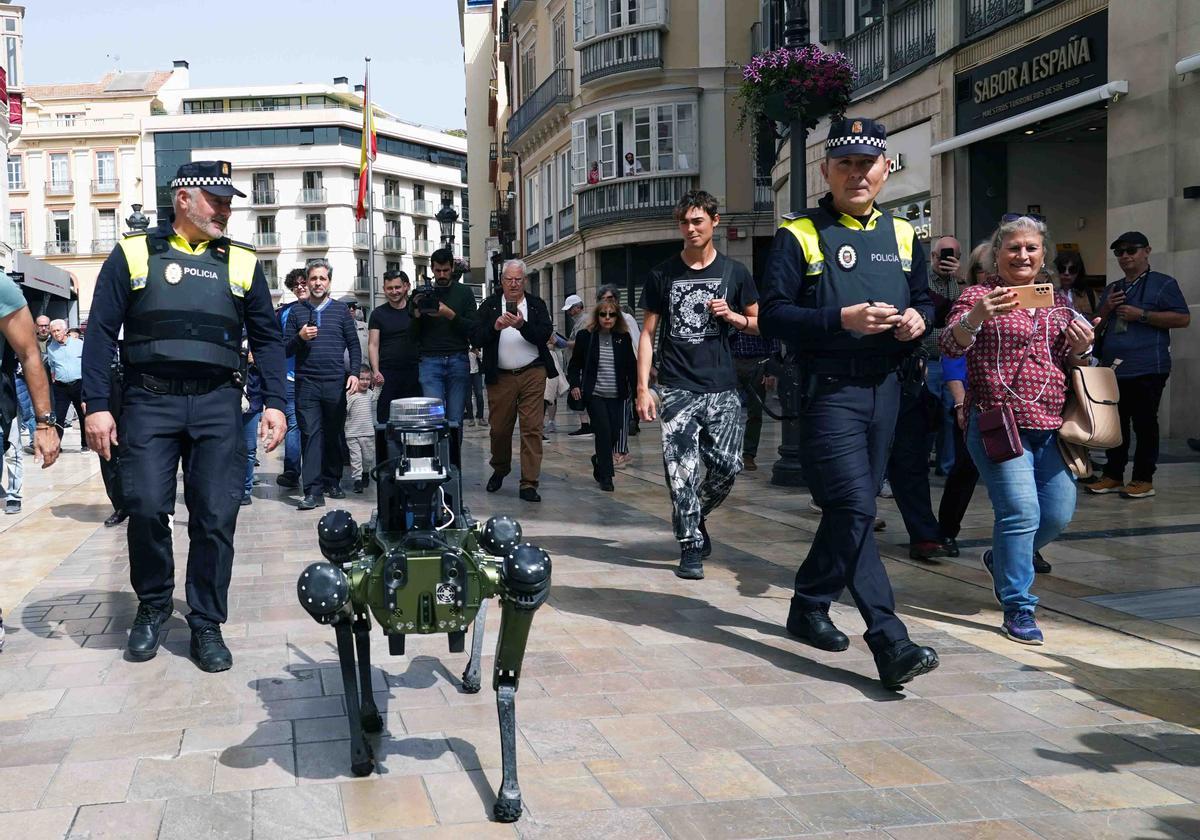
[460,672,482,694]
[351,758,375,777]
[492,795,522,823]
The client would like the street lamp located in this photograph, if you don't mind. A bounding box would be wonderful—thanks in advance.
[436,203,459,248]
[771,0,811,488]
[125,203,150,233]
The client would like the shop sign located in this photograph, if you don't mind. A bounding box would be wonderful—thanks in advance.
[880,122,931,207]
[954,11,1107,135]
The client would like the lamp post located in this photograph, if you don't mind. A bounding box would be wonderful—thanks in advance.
[771,0,811,488]
[125,203,150,233]
[436,202,459,250]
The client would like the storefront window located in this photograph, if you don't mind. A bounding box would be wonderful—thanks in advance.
[882,195,932,243]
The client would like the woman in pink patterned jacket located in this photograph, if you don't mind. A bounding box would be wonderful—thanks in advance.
[940,214,1096,647]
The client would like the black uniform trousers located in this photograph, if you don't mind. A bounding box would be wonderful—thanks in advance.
[98,371,124,513]
[794,371,909,653]
[118,381,244,630]
[886,385,941,544]
[375,364,422,456]
[297,377,347,496]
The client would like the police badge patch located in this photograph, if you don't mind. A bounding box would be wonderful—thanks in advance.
[164,263,184,285]
[836,245,857,270]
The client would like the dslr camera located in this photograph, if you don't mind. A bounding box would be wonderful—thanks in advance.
[411,278,441,315]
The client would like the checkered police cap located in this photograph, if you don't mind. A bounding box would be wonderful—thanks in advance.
[170,160,246,197]
[825,118,887,158]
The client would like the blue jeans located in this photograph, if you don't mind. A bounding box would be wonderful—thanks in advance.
[15,376,35,445]
[419,353,470,425]
[966,414,1076,612]
[242,410,261,496]
[925,358,957,474]
[284,379,301,476]
[465,371,486,420]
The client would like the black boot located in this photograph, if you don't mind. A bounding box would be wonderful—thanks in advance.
[675,545,704,580]
[353,479,364,494]
[1033,551,1052,574]
[127,603,172,662]
[785,600,849,651]
[874,639,939,690]
[190,625,233,673]
[104,509,128,528]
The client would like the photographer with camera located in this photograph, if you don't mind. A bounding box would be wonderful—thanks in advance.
[410,249,477,435]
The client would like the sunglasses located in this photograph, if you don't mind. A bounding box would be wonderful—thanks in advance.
[1001,212,1045,223]
[598,312,619,319]
[1060,265,1079,274]
[1112,246,1143,256]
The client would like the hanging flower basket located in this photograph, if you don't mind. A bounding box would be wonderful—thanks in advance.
[737,45,857,136]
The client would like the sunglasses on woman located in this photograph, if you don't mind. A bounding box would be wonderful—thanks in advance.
[1001,212,1046,223]
[598,311,619,319]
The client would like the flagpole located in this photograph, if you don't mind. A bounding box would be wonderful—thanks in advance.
[365,57,378,312]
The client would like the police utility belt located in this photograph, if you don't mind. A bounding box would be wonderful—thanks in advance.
[126,369,239,396]
[801,353,906,379]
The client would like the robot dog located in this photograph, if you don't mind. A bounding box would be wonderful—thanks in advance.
[295,397,551,822]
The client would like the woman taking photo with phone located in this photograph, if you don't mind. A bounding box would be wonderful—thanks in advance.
[941,215,1095,646]
[568,300,637,491]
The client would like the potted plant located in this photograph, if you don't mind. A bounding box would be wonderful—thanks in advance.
[736,44,857,135]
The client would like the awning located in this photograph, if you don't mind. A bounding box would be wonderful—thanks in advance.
[930,80,1128,155]
[1177,52,1200,76]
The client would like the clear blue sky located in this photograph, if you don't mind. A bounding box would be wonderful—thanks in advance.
[23,1,467,130]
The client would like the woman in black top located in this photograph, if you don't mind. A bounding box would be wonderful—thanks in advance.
[568,301,637,491]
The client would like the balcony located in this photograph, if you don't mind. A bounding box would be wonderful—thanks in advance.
[299,231,329,248]
[498,7,511,61]
[845,19,885,91]
[382,235,407,254]
[355,275,372,292]
[382,194,406,213]
[253,232,281,249]
[353,232,374,250]
[412,199,435,216]
[44,240,77,255]
[753,175,774,212]
[298,188,328,205]
[963,0,1025,40]
[8,180,26,192]
[889,0,936,76]
[91,238,117,253]
[507,69,573,146]
[45,180,74,198]
[579,29,664,85]
[412,239,433,257]
[577,174,697,231]
[509,0,529,20]
[252,189,279,206]
[91,178,120,195]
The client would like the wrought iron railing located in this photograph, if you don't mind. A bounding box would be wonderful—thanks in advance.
[91,179,119,194]
[508,69,573,143]
[45,180,73,196]
[889,0,937,75]
[91,238,117,253]
[44,240,77,255]
[580,30,663,85]
[753,176,774,212]
[963,0,1024,40]
[577,175,696,231]
[845,19,886,91]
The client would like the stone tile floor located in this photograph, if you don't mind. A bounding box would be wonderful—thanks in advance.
[1,421,1198,838]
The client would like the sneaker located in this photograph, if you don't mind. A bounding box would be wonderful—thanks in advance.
[807,499,822,514]
[981,550,1001,605]
[878,479,894,499]
[4,499,19,515]
[743,455,758,472]
[545,420,557,433]
[1119,480,1155,499]
[909,540,946,561]
[1002,609,1044,645]
[1085,476,1124,494]
[941,537,960,557]
[239,495,252,507]
[873,518,887,532]
[568,424,593,437]
[698,518,712,558]
[675,545,704,580]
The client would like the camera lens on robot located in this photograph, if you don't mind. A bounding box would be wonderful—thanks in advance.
[297,561,351,620]
[317,510,360,562]
[480,515,522,556]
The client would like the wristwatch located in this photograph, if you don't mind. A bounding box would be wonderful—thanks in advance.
[1138,311,1149,324]
[35,412,57,427]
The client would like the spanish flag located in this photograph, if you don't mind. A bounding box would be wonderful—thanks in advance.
[355,70,377,221]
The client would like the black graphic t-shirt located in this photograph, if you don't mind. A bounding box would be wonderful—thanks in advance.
[640,252,757,393]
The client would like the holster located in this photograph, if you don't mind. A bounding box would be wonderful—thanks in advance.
[897,347,929,398]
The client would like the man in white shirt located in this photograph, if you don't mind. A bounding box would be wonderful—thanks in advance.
[471,259,559,503]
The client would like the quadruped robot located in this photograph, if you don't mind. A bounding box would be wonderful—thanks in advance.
[295,397,551,822]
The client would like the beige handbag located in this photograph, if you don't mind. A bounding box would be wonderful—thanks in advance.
[1059,365,1121,449]
[1057,437,1092,479]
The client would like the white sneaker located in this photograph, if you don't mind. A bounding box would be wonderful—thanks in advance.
[878,479,894,499]
[545,421,557,433]
[808,499,822,514]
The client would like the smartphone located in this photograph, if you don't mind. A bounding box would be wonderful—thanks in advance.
[939,248,955,262]
[1008,282,1055,310]
[505,301,518,315]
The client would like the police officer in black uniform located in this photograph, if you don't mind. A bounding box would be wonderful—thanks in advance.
[759,119,940,690]
[82,161,286,672]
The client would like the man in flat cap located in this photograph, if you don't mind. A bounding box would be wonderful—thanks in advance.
[1088,231,1190,499]
[759,117,940,690]
[82,160,287,672]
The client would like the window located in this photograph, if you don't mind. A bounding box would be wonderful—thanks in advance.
[256,215,276,234]
[183,99,224,114]
[553,11,567,69]
[356,258,369,279]
[49,153,70,187]
[52,211,71,243]
[7,155,22,189]
[252,172,275,199]
[414,223,428,244]
[557,148,572,209]
[95,151,116,186]
[6,35,18,86]
[8,211,24,248]
[519,43,537,103]
[541,160,555,219]
[571,102,696,186]
[414,184,425,200]
[384,177,400,196]
[261,258,278,283]
[302,170,323,189]
[574,0,659,42]
[53,113,81,126]
[306,213,325,232]
[386,219,401,237]
[441,188,454,207]
[386,260,400,274]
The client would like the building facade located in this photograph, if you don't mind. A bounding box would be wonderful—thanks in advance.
[143,76,468,308]
[479,0,774,327]
[764,0,1199,434]
[0,3,19,273]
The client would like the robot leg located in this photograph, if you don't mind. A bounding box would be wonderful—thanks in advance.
[460,599,487,694]
[353,616,383,733]
[334,622,375,776]
[490,543,552,823]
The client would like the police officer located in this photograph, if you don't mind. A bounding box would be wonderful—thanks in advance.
[759,119,939,690]
[82,161,286,672]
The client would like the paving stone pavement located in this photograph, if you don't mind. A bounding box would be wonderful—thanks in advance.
[1,422,1199,839]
